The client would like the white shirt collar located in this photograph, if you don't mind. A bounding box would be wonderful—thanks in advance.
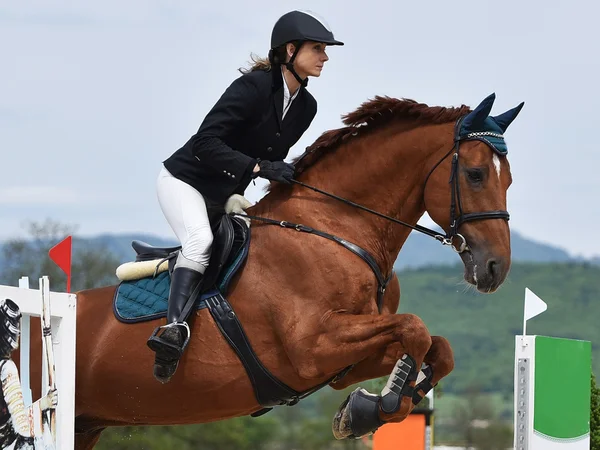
[282,67,300,119]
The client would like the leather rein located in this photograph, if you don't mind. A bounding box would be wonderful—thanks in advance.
[289,117,510,253]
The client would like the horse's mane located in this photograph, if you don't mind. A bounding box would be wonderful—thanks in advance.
[291,96,471,173]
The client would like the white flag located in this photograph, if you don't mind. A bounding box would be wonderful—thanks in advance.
[524,288,547,321]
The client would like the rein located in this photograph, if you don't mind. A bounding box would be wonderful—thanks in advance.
[289,178,454,246]
[284,117,511,253]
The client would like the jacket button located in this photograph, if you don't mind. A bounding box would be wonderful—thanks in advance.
[267,147,273,152]
[275,133,280,138]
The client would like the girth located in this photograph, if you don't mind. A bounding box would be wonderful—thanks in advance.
[206,293,354,416]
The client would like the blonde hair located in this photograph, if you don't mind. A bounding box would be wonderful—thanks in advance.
[238,42,299,74]
[238,53,273,74]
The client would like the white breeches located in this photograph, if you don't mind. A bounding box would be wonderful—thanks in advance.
[156,166,213,272]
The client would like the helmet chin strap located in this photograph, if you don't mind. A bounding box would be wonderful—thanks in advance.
[284,42,308,87]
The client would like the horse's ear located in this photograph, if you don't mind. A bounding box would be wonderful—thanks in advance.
[462,93,496,130]
[492,102,525,132]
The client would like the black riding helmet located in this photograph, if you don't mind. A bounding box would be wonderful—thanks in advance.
[269,10,344,85]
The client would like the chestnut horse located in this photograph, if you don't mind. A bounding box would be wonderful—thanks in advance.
[35,93,522,449]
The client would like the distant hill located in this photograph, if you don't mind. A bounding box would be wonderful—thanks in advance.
[393,229,573,270]
[80,233,180,263]
[0,228,582,273]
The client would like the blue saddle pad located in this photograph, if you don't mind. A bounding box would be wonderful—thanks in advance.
[113,231,250,324]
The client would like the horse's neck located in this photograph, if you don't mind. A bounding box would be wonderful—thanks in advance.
[277,121,451,273]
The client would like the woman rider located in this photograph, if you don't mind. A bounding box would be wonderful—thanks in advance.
[147,10,344,384]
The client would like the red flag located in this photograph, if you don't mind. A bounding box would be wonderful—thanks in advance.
[49,236,72,292]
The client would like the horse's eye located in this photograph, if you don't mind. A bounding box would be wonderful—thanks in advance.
[467,169,484,183]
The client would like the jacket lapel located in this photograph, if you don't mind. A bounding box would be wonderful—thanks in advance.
[273,88,283,129]
[271,68,284,130]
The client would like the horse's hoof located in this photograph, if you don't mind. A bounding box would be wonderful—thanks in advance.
[332,393,353,440]
[332,387,384,439]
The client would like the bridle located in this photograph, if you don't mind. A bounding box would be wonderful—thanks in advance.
[419,116,511,252]
[289,115,511,254]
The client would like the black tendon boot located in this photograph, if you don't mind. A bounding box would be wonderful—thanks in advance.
[147,266,203,383]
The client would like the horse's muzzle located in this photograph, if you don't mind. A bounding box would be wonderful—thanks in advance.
[461,249,510,293]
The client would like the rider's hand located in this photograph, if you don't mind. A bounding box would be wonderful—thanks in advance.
[254,160,295,184]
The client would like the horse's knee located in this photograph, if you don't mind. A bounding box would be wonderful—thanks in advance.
[394,314,431,356]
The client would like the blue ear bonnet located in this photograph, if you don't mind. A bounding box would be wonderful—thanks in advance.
[457,116,508,155]
[455,93,524,156]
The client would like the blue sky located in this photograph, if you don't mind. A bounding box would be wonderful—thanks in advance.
[1,1,599,257]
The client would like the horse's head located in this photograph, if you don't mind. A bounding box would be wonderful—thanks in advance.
[424,93,524,293]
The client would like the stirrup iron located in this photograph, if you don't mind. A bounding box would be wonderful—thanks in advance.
[147,322,191,357]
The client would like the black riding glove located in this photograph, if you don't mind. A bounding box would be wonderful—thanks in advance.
[254,160,295,184]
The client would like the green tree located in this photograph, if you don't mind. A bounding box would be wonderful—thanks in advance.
[0,219,120,290]
[446,384,513,449]
[471,420,513,450]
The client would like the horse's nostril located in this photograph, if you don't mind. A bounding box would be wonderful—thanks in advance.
[487,258,499,278]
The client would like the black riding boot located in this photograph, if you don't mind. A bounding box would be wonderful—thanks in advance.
[147,267,203,383]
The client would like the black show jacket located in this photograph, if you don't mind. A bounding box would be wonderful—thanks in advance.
[163,67,317,207]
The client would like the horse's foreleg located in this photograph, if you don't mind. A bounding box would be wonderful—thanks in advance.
[282,313,430,437]
[285,312,431,381]
[330,335,454,440]
[411,336,454,405]
[331,335,454,396]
